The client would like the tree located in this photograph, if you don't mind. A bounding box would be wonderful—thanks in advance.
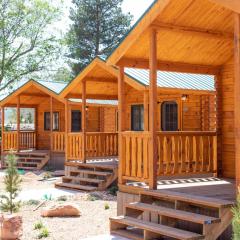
[67,0,132,75]
[0,152,22,213]
[0,0,63,92]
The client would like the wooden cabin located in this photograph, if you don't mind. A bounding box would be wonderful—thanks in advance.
[0,79,117,170]
[106,0,238,239]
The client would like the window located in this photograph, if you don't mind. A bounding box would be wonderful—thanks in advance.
[161,101,178,131]
[131,105,144,131]
[71,110,81,132]
[44,112,59,131]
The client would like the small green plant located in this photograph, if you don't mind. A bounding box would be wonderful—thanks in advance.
[0,151,22,213]
[34,221,44,230]
[37,227,49,239]
[87,195,98,201]
[104,203,110,210]
[232,188,240,240]
[26,199,41,206]
[108,185,118,196]
[43,172,52,180]
[57,195,68,202]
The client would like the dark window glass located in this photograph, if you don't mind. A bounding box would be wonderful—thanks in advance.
[161,102,178,131]
[53,112,59,131]
[131,105,144,131]
[44,112,50,131]
[71,110,81,132]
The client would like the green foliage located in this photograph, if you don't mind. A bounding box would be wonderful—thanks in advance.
[66,0,133,75]
[34,221,44,230]
[57,195,68,202]
[0,0,63,92]
[43,172,52,180]
[0,152,22,213]
[87,194,98,201]
[232,190,240,240]
[37,227,49,239]
[108,185,118,196]
[25,199,41,206]
[104,203,110,210]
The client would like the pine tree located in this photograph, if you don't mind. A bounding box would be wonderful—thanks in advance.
[67,0,133,75]
[0,152,22,214]
[232,188,240,239]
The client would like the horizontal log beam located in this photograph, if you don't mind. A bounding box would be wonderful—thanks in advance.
[85,77,117,83]
[151,22,233,40]
[209,0,240,14]
[66,93,118,100]
[118,58,221,75]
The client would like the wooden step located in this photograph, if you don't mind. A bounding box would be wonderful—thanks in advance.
[17,162,38,166]
[67,162,117,170]
[111,229,143,240]
[17,166,38,170]
[70,169,111,177]
[18,157,46,161]
[62,176,104,184]
[141,190,234,209]
[110,216,204,240]
[55,182,97,191]
[126,202,221,224]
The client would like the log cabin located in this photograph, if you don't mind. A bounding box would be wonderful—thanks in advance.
[106,0,239,239]
[0,79,117,170]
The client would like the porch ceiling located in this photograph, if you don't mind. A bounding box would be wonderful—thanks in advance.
[107,0,235,70]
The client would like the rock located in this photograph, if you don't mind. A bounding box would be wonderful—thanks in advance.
[41,203,81,217]
[0,214,23,240]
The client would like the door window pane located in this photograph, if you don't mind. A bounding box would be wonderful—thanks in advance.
[161,102,178,131]
[71,110,81,132]
[131,105,144,131]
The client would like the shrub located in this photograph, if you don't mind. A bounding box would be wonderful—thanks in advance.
[87,195,98,201]
[232,189,240,240]
[34,221,44,230]
[0,152,22,213]
[57,195,68,202]
[108,185,118,196]
[104,203,110,210]
[26,199,41,206]
[37,227,49,239]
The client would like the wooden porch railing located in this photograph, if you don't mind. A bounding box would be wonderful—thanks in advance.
[67,133,84,160]
[86,132,118,158]
[120,131,217,184]
[3,131,36,151]
[52,132,65,152]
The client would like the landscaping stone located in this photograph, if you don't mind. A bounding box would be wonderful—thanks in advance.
[41,203,81,217]
[0,214,23,240]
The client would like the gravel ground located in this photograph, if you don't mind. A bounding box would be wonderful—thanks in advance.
[0,170,118,240]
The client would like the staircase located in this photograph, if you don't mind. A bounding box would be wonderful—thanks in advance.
[110,190,234,240]
[55,162,118,191]
[4,151,50,170]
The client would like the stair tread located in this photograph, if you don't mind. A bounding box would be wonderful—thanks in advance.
[63,176,104,184]
[66,162,117,170]
[111,229,143,240]
[55,182,97,191]
[70,169,111,176]
[18,157,46,161]
[17,161,39,165]
[110,216,204,240]
[126,202,220,224]
[142,190,234,208]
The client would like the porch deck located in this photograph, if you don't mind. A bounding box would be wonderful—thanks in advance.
[122,176,236,202]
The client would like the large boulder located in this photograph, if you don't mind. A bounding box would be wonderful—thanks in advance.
[0,214,23,240]
[41,203,81,217]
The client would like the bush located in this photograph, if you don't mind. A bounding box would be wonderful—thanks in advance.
[108,185,118,196]
[232,189,240,240]
[0,152,22,213]
[104,203,110,210]
[26,199,41,206]
[34,221,44,230]
[37,227,49,239]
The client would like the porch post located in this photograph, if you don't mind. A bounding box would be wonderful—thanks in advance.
[144,90,149,131]
[65,99,69,162]
[17,95,20,152]
[1,107,4,166]
[118,66,126,185]
[50,96,53,157]
[82,81,87,163]
[234,13,240,189]
[149,28,158,190]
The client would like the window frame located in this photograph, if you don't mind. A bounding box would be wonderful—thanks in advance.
[161,101,179,131]
[44,111,60,131]
[131,104,144,131]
